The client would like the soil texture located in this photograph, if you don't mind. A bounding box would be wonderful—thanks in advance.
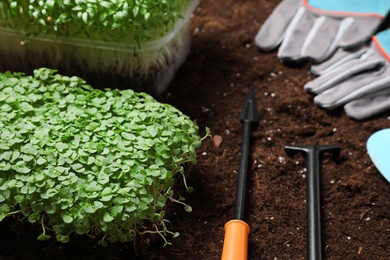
[1,0,390,259]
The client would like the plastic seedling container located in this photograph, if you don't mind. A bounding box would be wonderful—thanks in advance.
[0,0,199,96]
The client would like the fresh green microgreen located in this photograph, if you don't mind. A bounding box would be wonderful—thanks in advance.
[0,68,204,245]
[0,1,199,95]
[0,0,191,44]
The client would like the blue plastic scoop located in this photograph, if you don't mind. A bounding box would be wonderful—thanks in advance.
[367,129,390,183]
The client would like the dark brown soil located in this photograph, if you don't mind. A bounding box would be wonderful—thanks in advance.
[1,0,390,259]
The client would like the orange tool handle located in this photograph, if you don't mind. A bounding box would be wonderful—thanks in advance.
[221,219,250,260]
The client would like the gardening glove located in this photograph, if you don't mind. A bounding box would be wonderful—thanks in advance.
[304,29,390,120]
[255,0,390,62]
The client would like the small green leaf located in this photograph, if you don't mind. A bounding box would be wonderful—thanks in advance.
[87,157,95,165]
[72,163,84,172]
[28,212,41,223]
[85,181,100,192]
[36,157,47,165]
[38,233,51,241]
[86,122,99,131]
[55,142,68,152]
[11,151,20,161]
[57,234,69,243]
[98,240,108,247]
[22,154,34,162]
[100,194,113,202]
[62,214,73,224]
[84,205,96,214]
[121,132,135,141]
[94,201,103,209]
[101,187,112,195]
[2,151,12,161]
[103,212,114,222]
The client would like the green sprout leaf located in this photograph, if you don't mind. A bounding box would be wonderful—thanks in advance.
[38,233,51,241]
[103,212,114,223]
[184,205,192,213]
[62,213,73,224]
[57,234,70,243]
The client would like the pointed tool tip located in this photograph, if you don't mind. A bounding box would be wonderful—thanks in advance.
[239,85,259,123]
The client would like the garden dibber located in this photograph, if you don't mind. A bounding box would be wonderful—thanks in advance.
[221,85,259,260]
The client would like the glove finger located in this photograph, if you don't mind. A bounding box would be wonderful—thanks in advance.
[338,16,383,48]
[314,69,390,109]
[302,16,342,62]
[277,7,317,61]
[345,89,390,120]
[255,0,301,51]
[279,5,383,62]
[305,52,385,94]
[311,47,367,76]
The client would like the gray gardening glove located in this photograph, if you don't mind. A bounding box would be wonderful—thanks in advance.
[304,29,390,120]
[255,0,390,62]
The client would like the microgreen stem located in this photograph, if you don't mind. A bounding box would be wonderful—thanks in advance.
[140,223,173,247]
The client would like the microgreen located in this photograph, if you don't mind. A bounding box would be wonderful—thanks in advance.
[0,0,199,95]
[0,68,205,245]
[0,0,192,44]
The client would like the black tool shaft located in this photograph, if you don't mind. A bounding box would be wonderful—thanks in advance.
[234,120,251,220]
[234,85,259,220]
[305,148,322,260]
[285,145,340,260]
